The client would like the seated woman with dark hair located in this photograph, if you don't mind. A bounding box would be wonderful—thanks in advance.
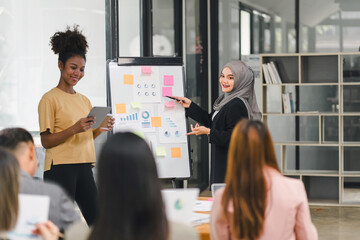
[0,147,59,240]
[66,132,197,240]
[210,120,318,240]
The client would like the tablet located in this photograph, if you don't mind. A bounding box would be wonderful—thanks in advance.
[87,106,112,129]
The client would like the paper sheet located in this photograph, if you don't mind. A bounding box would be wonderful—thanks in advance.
[158,104,187,143]
[133,75,161,103]
[193,200,213,212]
[8,194,50,240]
[191,212,210,226]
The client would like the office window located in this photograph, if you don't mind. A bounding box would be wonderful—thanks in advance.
[0,0,106,132]
[119,0,140,56]
[241,10,251,55]
[219,0,241,69]
[152,0,175,56]
[300,0,360,53]
[315,25,340,52]
[185,0,209,190]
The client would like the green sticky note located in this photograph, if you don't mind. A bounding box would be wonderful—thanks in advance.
[133,131,145,139]
[156,147,166,157]
[131,102,142,109]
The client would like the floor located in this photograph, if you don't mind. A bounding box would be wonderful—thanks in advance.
[200,189,360,239]
[310,206,360,240]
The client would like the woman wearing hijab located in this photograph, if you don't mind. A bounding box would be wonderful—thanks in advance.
[174,60,261,184]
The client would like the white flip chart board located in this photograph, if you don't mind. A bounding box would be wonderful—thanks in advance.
[107,57,191,179]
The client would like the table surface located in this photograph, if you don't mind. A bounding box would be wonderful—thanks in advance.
[194,197,211,240]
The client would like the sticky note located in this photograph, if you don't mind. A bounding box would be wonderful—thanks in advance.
[165,102,175,108]
[124,74,134,85]
[162,87,172,97]
[151,117,162,127]
[164,75,174,85]
[142,66,152,74]
[116,104,127,114]
[171,147,181,158]
[156,147,166,157]
[131,102,142,109]
[133,131,145,139]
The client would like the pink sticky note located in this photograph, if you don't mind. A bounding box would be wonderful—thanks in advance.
[165,102,175,108]
[162,87,172,97]
[164,75,174,85]
[141,66,152,74]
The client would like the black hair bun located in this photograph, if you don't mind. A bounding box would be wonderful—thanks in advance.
[50,25,88,55]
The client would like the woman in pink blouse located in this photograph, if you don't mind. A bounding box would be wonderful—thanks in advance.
[210,120,318,240]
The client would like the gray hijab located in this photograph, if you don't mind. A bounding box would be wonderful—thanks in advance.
[213,60,262,120]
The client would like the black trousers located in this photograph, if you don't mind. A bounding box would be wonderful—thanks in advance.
[44,163,98,226]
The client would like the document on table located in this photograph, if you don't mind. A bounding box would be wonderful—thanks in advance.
[193,200,213,212]
[8,194,50,240]
[192,212,210,226]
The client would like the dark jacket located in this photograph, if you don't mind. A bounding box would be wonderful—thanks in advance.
[186,98,248,184]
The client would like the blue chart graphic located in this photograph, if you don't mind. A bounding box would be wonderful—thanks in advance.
[141,111,151,128]
[120,113,138,121]
[165,117,177,127]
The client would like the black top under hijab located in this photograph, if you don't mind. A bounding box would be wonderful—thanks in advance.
[186,98,248,184]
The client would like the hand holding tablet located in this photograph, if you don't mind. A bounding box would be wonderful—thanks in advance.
[87,107,112,129]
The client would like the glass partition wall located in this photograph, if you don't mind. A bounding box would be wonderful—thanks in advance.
[300,0,360,53]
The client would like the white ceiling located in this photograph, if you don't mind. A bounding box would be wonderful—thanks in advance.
[239,0,342,27]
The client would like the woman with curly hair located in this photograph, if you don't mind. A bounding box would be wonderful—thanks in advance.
[38,25,114,225]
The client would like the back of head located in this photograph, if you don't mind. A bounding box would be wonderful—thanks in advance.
[0,128,34,154]
[0,147,20,231]
[50,25,88,64]
[89,132,168,240]
[222,119,279,239]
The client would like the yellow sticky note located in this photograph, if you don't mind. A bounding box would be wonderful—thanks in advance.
[124,74,134,85]
[151,117,162,127]
[133,131,145,139]
[131,102,142,109]
[156,147,166,157]
[171,147,181,158]
[116,104,127,114]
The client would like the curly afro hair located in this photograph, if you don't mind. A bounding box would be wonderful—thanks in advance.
[50,25,88,64]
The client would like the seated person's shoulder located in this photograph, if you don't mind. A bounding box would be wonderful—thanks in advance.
[65,221,90,240]
[21,175,67,198]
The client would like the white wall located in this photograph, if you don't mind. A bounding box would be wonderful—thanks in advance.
[0,0,106,132]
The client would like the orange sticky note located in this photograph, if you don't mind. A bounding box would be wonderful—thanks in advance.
[124,74,134,85]
[116,104,127,114]
[151,117,162,127]
[171,147,181,158]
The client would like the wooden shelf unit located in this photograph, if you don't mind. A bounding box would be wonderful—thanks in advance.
[261,52,360,206]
